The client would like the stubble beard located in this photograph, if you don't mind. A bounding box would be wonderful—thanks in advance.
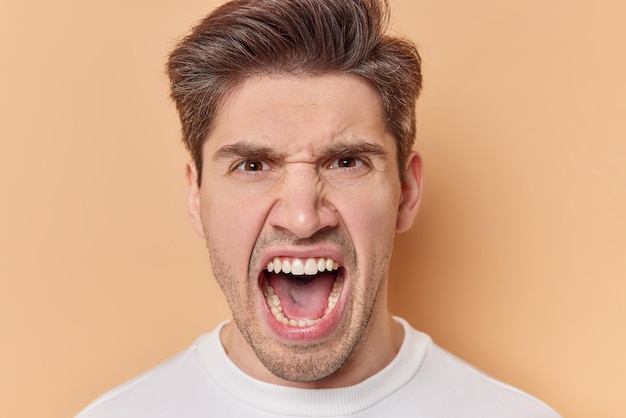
[208,229,391,383]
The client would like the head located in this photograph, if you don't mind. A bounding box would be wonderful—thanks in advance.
[167,0,422,185]
[166,0,423,387]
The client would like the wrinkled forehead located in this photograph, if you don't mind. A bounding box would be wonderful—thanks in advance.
[208,73,391,150]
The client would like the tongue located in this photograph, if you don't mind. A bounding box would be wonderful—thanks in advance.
[268,272,336,320]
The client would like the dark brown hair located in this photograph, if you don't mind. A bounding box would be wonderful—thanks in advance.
[167,0,422,183]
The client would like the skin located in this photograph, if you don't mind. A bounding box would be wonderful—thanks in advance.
[187,73,422,389]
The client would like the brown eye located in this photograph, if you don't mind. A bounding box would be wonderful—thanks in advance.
[329,156,364,169]
[244,160,263,171]
[338,158,357,168]
[236,160,269,172]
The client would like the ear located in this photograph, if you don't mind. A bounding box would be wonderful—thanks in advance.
[396,151,423,232]
[186,160,206,238]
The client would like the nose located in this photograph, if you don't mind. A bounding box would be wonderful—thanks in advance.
[267,164,339,239]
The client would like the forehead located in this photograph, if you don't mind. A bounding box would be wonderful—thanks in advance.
[206,73,392,156]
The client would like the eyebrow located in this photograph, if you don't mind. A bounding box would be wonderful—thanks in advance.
[212,142,283,162]
[212,139,389,162]
[316,141,389,162]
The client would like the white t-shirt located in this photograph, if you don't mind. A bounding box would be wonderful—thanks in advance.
[77,318,560,417]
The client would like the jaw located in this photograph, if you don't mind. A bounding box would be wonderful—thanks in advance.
[229,250,398,386]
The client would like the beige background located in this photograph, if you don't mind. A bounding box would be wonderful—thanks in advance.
[1,0,624,417]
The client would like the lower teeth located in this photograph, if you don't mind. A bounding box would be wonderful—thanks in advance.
[263,277,343,327]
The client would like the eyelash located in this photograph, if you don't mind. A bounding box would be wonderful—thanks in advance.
[327,156,368,170]
[234,159,272,173]
[229,155,370,177]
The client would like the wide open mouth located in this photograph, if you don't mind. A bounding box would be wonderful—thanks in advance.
[262,257,344,328]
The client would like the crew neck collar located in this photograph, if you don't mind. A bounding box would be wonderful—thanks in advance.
[196,317,430,417]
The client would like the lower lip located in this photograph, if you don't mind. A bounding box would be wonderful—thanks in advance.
[260,276,346,342]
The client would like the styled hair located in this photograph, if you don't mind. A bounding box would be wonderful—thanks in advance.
[166,0,422,183]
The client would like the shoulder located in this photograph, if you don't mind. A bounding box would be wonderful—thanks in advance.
[399,319,561,417]
[75,332,219,418]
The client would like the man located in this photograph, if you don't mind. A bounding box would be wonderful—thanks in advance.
[78,0,560,416]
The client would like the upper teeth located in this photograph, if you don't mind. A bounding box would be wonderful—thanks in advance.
[266,257,339,275]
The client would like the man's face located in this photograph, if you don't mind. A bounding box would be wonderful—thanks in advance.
[188,74,421,383]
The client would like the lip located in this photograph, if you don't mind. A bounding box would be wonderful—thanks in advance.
[256,246,347,342]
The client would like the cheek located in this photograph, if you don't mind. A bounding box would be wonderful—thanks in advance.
[335,185,400,251]
[200,186,270,265]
